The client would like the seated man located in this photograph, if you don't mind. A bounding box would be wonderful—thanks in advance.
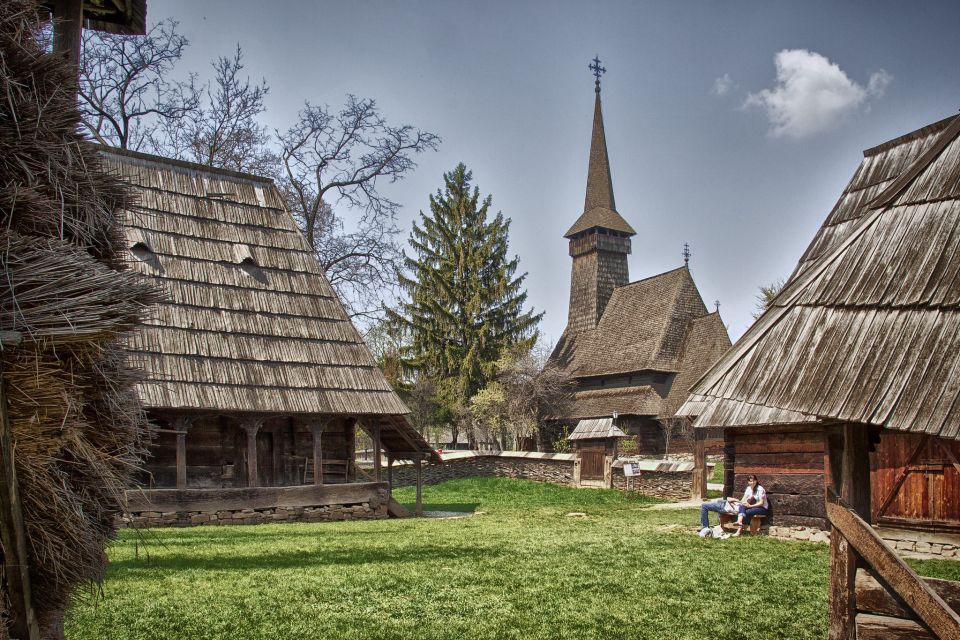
[698,497,739,537]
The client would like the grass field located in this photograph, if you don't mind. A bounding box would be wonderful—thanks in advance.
[65,478,959,640]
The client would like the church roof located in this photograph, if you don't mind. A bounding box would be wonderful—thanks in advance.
[564,89,636,238]
[102,147,438,459]
[679,114,960,441]
[552,267,731,418]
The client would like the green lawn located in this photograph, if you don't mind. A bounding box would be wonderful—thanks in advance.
[65,478,957,639]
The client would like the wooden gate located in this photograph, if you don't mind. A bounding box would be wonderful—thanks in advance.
[872,433,960,531]
[580,449,605,481]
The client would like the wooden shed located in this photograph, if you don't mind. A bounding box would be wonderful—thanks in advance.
[679,114,960,639]
[103,147,438,515]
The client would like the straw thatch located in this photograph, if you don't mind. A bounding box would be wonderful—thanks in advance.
[680,114,960,441]
[0,0,159,635]
[103,147,437,460]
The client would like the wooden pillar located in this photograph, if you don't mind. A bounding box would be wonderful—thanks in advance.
[311,423,324,486]
[722,429,735,498]
[387,455,393,495]
[345,418,356,482]
[415,456,423,516]
[241,418,263,488]
[0,370,41,640]
[691,427,707,501]
[372,423,382,483]
[826,423,872,640]
[172,415,194,490]
[51,0,83,78]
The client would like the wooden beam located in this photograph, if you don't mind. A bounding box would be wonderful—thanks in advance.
[240,418,263,488]
[311,423,324,487]
[346,418,356,482]
[387,455,393,495]
[125,482,390,514]
[856,568,960,619]
[829,531,858,640]
[415,456,423,516]
[0,379,40,639]
[171,416,194,490]
[827,498,960,640]
[855,613,933,640]
[691,427,707,501]
[723,429,735,498]
[372,423,382,483]
[51,0,83,78]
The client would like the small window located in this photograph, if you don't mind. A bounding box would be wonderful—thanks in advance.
[129,241,163,273]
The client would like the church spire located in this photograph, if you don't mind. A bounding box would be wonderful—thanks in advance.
[564,58,635,239]
[584,56,616,213]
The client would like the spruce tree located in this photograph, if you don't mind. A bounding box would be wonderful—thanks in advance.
[393,163,542,429]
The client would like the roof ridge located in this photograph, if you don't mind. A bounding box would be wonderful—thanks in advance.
[98,144,276,184]
[863,114,958,157]
[618,265,687,288]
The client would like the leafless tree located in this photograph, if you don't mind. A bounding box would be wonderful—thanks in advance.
[79,18,197,150]
[276,96,440,322]
[496,344,574,451]
[661,416,695,458]
[173,45,275,175]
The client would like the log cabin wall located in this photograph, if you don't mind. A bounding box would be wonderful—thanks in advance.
[621,416,666,454]
[871,432,960,532]
[731,426,827,529]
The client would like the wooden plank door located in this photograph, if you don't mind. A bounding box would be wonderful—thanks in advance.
[580,449,605,481]
[872,433,960,529]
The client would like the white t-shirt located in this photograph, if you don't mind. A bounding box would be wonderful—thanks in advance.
[741,485,769,509]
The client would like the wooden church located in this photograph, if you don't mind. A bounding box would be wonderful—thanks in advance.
[549,63,731,454]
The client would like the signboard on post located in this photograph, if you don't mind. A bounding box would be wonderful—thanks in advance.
[623,462,642,477]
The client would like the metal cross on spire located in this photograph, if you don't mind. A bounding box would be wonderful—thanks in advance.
[589,56,606,91]
[682,243,691,267]
[714,300,721,313]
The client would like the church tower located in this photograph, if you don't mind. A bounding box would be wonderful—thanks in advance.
[564,59,636,334]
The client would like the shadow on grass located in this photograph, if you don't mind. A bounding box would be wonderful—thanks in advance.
[111,541,502,573]
[398,502,479,513]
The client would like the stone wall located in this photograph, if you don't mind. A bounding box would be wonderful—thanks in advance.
[118,499,388,528]
[390,452,694,501]
[391,452,575,488]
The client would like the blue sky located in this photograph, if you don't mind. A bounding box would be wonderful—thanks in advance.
[158,0,960,343]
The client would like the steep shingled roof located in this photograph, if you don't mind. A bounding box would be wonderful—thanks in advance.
[553,267,731,418]
[680,114,960,441]
[564,89,636,238]
[102,147,438,459]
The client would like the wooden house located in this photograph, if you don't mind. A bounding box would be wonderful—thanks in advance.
[549,70,731,452]
[679,114,960,639]
[103,147,438,505]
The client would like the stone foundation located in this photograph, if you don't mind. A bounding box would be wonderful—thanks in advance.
[768,524,960,561]
[118,500,388,528]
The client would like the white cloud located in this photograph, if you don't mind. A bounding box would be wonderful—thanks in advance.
[712,73,734,96]
[744,49,893,139]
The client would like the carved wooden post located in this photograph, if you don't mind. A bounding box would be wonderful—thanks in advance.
[345,418,356,482]
[171,415,195,490]
[240,418,263,488]
[372,423,382,483]
[50,0,83,78]
[0,367,41,640]
[826,423,872,640]
[311,423,324,486]
[415,455,423,516]
[691,427,707,501]
[722,429,735,498]
[387,455,393,495]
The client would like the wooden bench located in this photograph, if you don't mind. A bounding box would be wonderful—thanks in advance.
[719,512,765,535]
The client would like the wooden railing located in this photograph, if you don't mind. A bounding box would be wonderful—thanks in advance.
[827,492,960,639]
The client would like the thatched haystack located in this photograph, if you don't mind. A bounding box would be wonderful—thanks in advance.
[0,0,158,635]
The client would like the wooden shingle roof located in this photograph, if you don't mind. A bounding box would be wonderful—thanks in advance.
[104,147,412,418]
[552,267,731,419]
[569,417,628,440]
[680,114,960,441]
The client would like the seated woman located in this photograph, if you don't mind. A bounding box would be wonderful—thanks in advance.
[732,474,769,535]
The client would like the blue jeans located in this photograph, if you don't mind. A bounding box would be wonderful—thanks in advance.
[699,500,727,529]
[738,505,768,526]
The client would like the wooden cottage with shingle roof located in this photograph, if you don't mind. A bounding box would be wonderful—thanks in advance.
[549,68,731,455]
[103,147,437,509]
[678,114,960,640]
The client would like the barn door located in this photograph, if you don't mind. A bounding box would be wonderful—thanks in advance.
[580,448,606,481]
[872,433,960,529]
